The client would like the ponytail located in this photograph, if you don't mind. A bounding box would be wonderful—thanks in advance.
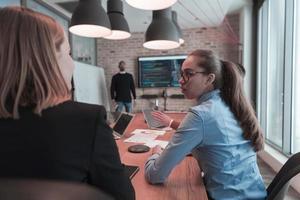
[188,50,264,151]
[220,61,264,151]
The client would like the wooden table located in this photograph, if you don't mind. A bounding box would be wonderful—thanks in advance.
[116,113,208,200]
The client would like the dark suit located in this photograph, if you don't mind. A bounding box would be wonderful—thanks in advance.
[0,101,135,200]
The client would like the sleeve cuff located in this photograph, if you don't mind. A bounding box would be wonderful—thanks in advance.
[168,119,174,127]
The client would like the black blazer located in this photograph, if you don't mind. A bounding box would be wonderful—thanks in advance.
[0,101,135,200]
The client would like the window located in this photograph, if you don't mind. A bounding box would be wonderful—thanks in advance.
[292,0,300,153]
[265,0,285,148]
[70,35,96,65]
[258,0,298,154]
[0,0,20,7]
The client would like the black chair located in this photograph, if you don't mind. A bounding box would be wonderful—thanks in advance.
[0,179,114,200]
[266,152,300,200]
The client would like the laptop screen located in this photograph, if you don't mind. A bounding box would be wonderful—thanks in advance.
[142,109,166,129]
[107,111,121,125]
[113,113,134,136]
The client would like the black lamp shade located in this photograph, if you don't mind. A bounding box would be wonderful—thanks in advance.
[69,0,111,38]
[104,0,131,40]
[172,11,184,44]
[144,8,180,50]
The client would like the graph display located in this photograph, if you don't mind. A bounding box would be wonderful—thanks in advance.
[138,55,186,88]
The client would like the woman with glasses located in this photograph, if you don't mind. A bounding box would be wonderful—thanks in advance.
[145,49,266,199]
[151,61,246,130]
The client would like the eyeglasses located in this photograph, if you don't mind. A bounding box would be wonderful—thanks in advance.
[179,70,207,83]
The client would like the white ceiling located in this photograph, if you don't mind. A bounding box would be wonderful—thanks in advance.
[45,0,251,33]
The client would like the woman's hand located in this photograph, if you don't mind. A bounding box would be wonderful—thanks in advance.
[151,111,173,127]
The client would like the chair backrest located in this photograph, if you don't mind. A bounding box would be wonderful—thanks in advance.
[0,179,114,200]
[266,152,300,200]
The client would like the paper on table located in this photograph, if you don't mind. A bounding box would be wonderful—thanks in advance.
[132,129,166,135]
[144,140,169,148]
[124,133,158,143]
[161,127,172,131]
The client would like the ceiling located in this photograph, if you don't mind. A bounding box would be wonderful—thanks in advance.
[45,0,251,33]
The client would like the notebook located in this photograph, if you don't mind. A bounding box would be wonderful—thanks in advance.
[112,112,134,139]
[142,109,166,129]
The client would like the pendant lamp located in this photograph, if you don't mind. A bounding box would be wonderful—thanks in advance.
[125,0,177,10]
[172,11,184,45]
[104,0,131,40]
[143,8,180,50]
[69,0,111,38]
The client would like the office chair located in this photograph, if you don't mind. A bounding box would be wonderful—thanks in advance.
[266,152,300,200]
[0,179,114,200]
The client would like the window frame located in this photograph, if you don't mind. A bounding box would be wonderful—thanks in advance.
[257,0,296,155]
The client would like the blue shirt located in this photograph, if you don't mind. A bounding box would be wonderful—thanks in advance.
[145,90,267,200]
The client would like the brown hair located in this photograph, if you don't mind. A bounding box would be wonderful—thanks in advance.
[0,7,69,119]
[189,49,264,151]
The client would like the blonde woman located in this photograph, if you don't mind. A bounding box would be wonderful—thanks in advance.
[0,7,134,200]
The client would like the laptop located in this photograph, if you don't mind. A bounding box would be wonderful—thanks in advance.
[112,112,134,139]
[107,111,121,125]
[142,109,166,129]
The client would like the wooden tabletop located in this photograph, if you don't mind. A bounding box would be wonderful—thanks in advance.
[116,113,208,200]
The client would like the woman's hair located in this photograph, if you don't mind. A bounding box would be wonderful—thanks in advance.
[189,49,264,151]
[0,6,70,119]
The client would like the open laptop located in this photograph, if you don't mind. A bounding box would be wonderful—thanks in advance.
[112,112,134,139]
[142,109,166,129]
[107,111,121,125]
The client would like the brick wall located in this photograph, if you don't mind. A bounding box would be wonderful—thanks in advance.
[97,14,240,112]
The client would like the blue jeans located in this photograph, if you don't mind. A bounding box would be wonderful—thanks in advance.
[116,101,132,113]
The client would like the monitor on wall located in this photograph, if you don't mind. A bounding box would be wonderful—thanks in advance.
[138,55,187,88]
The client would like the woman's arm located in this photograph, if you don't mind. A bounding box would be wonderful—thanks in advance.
[145,110,204,184]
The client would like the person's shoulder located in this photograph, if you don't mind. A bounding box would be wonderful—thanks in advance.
[58,100,104,109]
[190,101,214,119]
[126,73,134,79]
[52,101,106,118]
[112,73,119,78]
[192,97,229,121]
[192,100,213,112]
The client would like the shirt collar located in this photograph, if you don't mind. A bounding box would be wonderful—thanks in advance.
[119,71,126,74]
[197,89,220,104]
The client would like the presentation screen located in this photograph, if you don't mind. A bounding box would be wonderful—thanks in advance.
[138,55,187,88]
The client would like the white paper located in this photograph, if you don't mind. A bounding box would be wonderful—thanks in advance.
[144,140,169,148]
[124,133,158,143]
[132,129,166,135]
[161,127,172,131]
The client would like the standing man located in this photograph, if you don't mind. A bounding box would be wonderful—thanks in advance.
[110,61,136,113]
